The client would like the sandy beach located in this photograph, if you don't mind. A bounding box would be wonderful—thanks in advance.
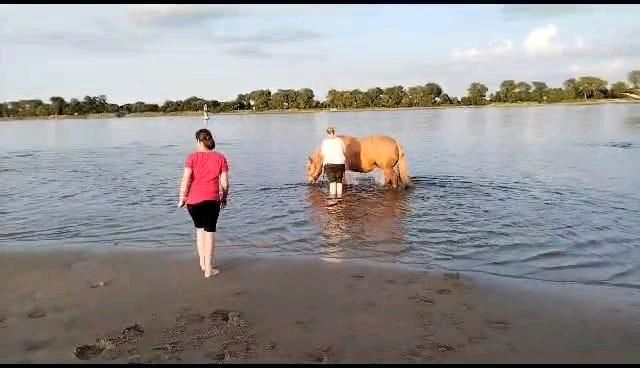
[1,248,639,363]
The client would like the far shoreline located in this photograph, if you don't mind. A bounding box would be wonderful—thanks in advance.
[1,98,638,123]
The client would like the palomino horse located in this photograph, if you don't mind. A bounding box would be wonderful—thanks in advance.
[306,135,414,189]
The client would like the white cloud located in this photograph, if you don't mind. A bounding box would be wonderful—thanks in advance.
[489,40,514,55]
[128,4,241,26]
[522,24,563,56]
[453,24,595,66]
[452,47,482,61]
[451,39,514,62]
[522,24,587,57]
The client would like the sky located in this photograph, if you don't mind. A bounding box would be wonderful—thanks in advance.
[1,4,639,105]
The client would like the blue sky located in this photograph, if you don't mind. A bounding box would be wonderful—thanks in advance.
[1,4,639,104]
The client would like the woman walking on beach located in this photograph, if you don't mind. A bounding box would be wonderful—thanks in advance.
[178,128,229,278]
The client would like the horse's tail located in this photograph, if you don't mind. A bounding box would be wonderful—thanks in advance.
[396,143,414,189]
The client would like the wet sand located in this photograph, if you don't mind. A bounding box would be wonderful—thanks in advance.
[1,248,639,363]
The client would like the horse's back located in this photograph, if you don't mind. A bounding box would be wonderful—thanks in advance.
[338,135,399,172]
[338,135,397,148]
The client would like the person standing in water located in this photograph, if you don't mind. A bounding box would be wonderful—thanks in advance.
[178,128,229,278]
[320,126,347,198]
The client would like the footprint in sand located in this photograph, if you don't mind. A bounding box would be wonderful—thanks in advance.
[205,351,226,362]
[408,294,434,305]
[152,341,181,352]
[434,343,455,353]
[263,342,276,351]
[309,345,333,363]
[209,309,231,323]
[351,274,365,280]
[208,309,247,328]
[485,319,510,330]
[74,338,113,360]
[177,311,205,325]
[75,324,145,361]
[89,280,112,289]
[385,279,397,285]
[122,323,145,335]
[27,308,47,319]
[436,288,451,295]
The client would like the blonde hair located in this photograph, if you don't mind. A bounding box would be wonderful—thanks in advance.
[326,126,336,135]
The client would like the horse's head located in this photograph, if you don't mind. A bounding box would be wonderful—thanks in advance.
[306,151,323,184]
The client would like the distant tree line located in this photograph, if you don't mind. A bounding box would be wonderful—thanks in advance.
[1,70,639,118]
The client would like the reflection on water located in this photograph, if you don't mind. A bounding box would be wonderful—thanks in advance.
[2,104,640,290]
[307,185,410,262]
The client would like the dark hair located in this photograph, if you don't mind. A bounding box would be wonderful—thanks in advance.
[195,128,215,150]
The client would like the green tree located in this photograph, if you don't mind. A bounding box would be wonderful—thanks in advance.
[49,96,67,115]
[499,80,517,102]
[271,89,297,109]
[234,94,250,110]
[65,98,81,115]
[563,78,579,99]
[439,93,452,105]
[628,70,640,89]
[326,89,342,108]
[381,86,407,108]
[407,86,431,107]
[248,89,271,110]
[610,81,630,98]
[531,82,548,103]
[576,76,608,99]
[349,89,368,108]
[182,96,207,111]
[424,82,443,104]
[295,88,315,109]
[161,100,178,113]
[546,88,565,103]
[515,82,532,101]
[365,87,384,107]
[467,82,488,105]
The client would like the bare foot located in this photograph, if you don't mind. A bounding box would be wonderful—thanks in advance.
[204,269,221,278]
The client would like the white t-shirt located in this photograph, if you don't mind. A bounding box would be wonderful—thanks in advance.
[320,137,346,165]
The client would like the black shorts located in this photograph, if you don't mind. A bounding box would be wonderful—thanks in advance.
[187,200,221,232]
[324,164,346,183]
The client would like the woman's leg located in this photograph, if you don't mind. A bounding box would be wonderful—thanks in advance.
[329,182,337,197]
[203,231,220,278]
[196,228,205,271]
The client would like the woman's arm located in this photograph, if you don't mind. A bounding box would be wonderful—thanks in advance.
[178,167,193,207]
[219,170,229,208]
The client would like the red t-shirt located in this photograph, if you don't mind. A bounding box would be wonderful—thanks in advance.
[185,151,229,205]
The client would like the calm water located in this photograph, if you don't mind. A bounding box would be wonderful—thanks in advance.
[2,104,640,289]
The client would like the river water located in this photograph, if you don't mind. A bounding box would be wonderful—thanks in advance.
[2,104,640,289]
